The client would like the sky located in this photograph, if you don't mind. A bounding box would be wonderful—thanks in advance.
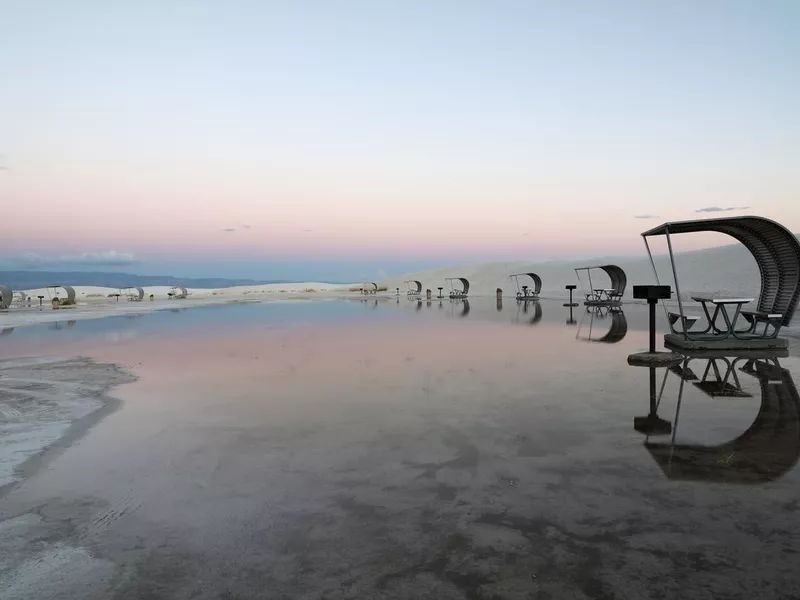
[1,0,798,281]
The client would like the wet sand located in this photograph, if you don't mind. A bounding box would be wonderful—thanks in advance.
[1,300,799,599]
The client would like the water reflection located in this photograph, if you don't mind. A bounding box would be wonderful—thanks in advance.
[450,299,470,318]
[637,352,800,484]
[47,320,78,331]
[566,304,577,325]
[514,299,542,325]
[576,307,627,343]
[0,327,13,337]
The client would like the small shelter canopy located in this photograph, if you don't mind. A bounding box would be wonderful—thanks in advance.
[47,285,76,304]
[446,277,470,295]
[405,280,422,293]
[169,286,188,299]
[574,265,626,298]
[124,286,145,301]
[512,273,542,295]
[642,216,800,327]
[0,285,12,309]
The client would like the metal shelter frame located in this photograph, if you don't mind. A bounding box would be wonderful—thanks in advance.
[405,280,422,296]
[124,286,145,301]
[511,273,542,299]
[574,265,626,304]
[641,216,800,339]
[46,285,76,305]
[446,277,470,298]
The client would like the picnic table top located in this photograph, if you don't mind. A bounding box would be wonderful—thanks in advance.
[691,295,754,304]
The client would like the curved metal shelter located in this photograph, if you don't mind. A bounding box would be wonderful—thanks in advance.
[361,282,378,295]
[405,280,422,295]
[446,277,469,298]
[124,286,145,301]
[645,356,799,484]
[47,285,76,305]
[574,265,626,304]
[169,286,188,299]
[642,216,800,337]
[511,273,542,299]
[0,285,12,309]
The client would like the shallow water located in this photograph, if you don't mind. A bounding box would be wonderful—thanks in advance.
[1,298,799,599]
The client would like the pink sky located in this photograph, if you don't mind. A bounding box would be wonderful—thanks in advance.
[1,2,798,279]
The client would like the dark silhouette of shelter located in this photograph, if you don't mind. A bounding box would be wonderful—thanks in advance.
[645,356,800,484]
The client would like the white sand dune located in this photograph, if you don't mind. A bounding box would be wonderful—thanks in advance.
[381,242,763,302]
[1,239,793,329]
[0,282,358,329]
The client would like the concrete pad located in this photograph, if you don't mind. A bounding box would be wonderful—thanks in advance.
[664,333,788,351]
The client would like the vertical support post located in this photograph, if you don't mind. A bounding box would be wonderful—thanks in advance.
[665,229,686,338]
[649,299,656,352]
[426,289,432,300]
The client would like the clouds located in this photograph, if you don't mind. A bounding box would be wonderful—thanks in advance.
[221,223,252,233]
[695,206,750,213]
[3,250,139,269]
[634,214,660,219]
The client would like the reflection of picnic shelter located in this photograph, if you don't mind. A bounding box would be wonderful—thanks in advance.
[511,273,541,300]
[643,355,800,484]
[574,265,626,306]
[576,308,627,343]
[446,277,469,299]
[642,216,800,350]
[405,280,422,297]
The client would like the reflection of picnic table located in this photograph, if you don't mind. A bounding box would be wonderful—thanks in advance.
[692,356,752,398]
[690,295,753,340]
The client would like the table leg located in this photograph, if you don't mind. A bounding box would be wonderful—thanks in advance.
[686,300,714,340]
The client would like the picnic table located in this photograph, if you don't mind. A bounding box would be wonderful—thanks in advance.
[691,295,753,340]
[587,288,615,302]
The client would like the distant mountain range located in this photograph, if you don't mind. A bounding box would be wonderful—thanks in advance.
[0,271,300,290]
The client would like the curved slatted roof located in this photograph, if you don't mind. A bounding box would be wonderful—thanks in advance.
[124,286,145,301]
[405,280,422,293]
[446,277,469,294]
[47,285,76,303]
[513,273,542,295]
[642,216,800,326]
[574,265,627,296]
